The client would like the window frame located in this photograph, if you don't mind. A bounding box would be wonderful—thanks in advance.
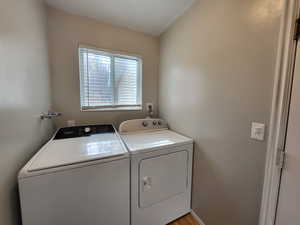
[78,44,143,112]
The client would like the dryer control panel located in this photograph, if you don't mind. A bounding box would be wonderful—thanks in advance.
[119,119,168,134]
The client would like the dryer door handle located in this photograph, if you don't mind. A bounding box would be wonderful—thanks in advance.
[142,176,152,192]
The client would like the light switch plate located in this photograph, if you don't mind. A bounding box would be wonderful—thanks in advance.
[251,122,265,141]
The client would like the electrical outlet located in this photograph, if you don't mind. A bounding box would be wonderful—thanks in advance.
[146,103,154,116]
[67,120,76,127]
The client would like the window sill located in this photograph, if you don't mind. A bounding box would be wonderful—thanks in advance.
[81,106,142,112]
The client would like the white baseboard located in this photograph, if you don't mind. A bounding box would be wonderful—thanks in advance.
[191,210,206,225]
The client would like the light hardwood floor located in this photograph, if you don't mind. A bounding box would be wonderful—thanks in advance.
[168,213,201,225]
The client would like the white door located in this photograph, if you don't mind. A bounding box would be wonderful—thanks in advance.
[139,151,188,208]
[275,40,300,225]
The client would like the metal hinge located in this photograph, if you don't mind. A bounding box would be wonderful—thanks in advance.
[277,150,287,169]
[294,18,300,40]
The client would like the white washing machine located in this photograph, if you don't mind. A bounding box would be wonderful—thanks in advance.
[18,124,130,225]
[119,119,193,225]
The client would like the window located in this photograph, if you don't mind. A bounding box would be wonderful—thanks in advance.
[79,46,142,111]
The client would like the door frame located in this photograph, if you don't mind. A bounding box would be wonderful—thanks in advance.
[259,1,300,225]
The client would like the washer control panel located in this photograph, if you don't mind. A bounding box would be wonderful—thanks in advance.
[119,119,168,133]
[54,124,115,139]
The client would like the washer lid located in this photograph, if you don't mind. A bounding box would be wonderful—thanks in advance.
[28,132,128,172]
[121,130,193,154]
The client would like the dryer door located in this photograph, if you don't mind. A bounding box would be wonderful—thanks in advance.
[139,150,188,208]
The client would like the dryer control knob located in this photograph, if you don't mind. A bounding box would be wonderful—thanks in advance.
[153,121,157,126]
[142,121,148,127]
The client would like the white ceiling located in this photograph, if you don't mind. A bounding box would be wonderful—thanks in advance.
[45,0,196,36]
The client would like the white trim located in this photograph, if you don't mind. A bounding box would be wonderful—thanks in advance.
[191,210,206,225]
[259,1,299,225]
[81,106,142,112]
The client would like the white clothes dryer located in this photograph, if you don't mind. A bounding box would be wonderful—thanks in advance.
[119,119,193,225]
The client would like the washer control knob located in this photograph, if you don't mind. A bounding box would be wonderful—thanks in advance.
[153,121,157,126]
[142,121,148,127]
[157,121,162,126]
[84,127,91,133]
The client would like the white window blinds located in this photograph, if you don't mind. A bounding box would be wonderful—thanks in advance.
[79,46,142,110]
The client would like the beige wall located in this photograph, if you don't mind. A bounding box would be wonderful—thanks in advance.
[47,7,160,128]
[159,0,283,225]
[0,1,53,225]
